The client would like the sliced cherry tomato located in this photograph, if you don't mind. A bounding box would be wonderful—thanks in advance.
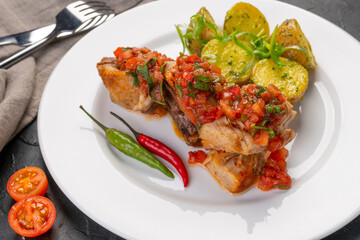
[8,196,56,237]
[7,167,48,201]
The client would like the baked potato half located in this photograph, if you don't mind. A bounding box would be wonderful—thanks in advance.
[201,39,256,84]
[224,2,269,40]
[275,19,317,69]
[186,7,220,56]
[251,58,308,103]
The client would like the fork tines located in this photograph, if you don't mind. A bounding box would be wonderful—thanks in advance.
[69,1,115,33]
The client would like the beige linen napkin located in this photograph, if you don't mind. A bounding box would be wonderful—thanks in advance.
[0,0,150,151]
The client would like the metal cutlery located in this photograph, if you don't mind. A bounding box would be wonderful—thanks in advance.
[0,25,56,47]
[0,1,114,69]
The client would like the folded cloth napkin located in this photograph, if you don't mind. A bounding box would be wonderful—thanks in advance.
[0,0,150,151]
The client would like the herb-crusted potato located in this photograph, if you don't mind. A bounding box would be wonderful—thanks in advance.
[251,58,308,103]
[224,2,269,39]
[187,7,220,56]
[276,19,317,69]
[202,39,255,84]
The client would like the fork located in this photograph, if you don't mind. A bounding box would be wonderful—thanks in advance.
[0,1,114,69]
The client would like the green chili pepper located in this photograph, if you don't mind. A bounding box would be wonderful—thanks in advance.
[79,106,174,179]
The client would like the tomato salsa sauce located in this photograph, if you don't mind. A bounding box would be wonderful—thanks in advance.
[114,48,292,191]
[258,147,292,191]
[173,55,292,191]
[114,47,173,105]
[171,54,224,127]
[172,54,288,148]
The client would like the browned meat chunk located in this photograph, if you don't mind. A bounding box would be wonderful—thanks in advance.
[165,84,201,146]
[199,102,296,155]
[97,57,153,112]
[199,116,266,155]
[203,150,268,193]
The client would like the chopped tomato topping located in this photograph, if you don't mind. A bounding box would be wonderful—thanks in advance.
[258,147,292,191]
[260,91,271,101]
[219,100,235,120]
[113,47,173,103]
[267,84,287,103]
[251,99,266,117]
[188,150,207,165]
[253,130,269,146]
[172,54,225,126]
[267,136,284,152]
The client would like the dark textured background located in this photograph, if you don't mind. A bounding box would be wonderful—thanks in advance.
[1,0,359,239]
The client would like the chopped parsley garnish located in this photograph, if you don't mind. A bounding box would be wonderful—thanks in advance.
[125,70,139,87]
[187,81,194,91]
[175,82,183,98]
[136,58,157,85]
[160,61,167,74]
[241,115,247,122]
[265,104,284,114]
[194,81,210,91]
[229,70,240,79]
[194,75,211,82]
[260,119,270,127]
[252,125,275,138]
[227,83,236,88]
[150,82,166,105]
[281,72,292,79]
[256,85,267,97]
[187,92,196,99]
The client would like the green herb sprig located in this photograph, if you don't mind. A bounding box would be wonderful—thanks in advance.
[175,16,309,75]
[175,13,221,54]
[251,124,276,138]
[136,58,166,105]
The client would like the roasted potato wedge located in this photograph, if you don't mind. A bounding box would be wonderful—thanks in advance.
[276,19,317,69]
[187,7,220,56]
[202,39,256,84]
[251,58,308,103]
[224,2,269,40]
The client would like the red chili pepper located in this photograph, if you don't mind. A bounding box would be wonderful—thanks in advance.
[110,112,189,187]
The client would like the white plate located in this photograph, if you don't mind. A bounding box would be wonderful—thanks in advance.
[38,0,360,239]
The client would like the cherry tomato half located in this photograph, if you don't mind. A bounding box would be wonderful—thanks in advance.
[7,167,48,201]
[8,195,56,237]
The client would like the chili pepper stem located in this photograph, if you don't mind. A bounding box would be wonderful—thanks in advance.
[79,105,108,132]
[110,112,141,139]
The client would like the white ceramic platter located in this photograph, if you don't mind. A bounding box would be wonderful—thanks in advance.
[38,0,360,239]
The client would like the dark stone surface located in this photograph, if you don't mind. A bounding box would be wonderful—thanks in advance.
[1,0,359,239]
